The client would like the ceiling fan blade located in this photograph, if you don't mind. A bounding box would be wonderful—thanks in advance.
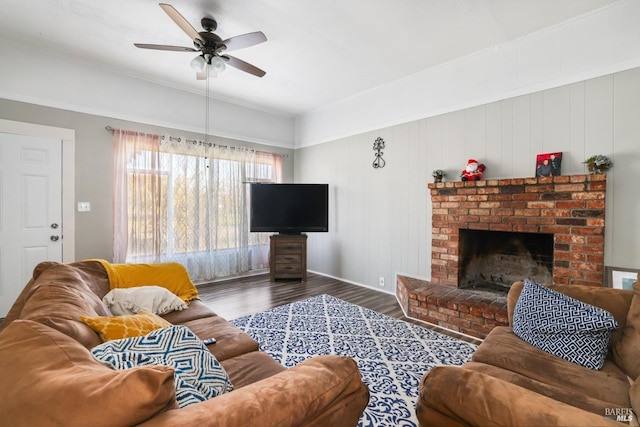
[222,31,267,52]
[134,43,198,52]
[221,55,266,77]
[159,3,203,44]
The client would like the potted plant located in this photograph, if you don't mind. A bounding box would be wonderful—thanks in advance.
[432,169,445,183]
[583,155,612,174]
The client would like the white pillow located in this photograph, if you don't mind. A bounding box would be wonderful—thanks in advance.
[103,286,188,316]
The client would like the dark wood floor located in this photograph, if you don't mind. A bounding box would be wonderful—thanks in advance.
[197,271,481,345]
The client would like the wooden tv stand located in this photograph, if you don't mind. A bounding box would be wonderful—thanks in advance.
[269,234,307,282]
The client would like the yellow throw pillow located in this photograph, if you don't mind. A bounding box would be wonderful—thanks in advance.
[80,310,171,342]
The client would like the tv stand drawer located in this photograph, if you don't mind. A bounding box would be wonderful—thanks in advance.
[278,243,303,254]
[270,234,307,282]
[274,263,303,275]
[275,254,302,264]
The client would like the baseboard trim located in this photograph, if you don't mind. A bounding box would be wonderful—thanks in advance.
[307,270,396,296]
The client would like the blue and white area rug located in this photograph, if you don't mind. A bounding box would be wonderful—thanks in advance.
[231,294,477,427]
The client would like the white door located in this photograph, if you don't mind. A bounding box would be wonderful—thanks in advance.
[0,133,62,317]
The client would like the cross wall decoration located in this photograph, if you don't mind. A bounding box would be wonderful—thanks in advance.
[372,137,386,169]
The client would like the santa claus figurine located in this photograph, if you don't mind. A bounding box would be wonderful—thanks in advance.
[460,159,486,181]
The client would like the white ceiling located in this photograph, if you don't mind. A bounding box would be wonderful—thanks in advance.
[0,0,620,117]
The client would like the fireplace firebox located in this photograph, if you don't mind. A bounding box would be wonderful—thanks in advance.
[458,229,553,294]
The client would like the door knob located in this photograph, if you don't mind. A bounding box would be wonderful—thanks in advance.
[50,235,60,242]
[51,223,59,229]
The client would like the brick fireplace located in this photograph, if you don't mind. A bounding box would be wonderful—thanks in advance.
[397,173,607,339]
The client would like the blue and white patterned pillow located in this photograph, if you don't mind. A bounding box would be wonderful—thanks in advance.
[92,325,233,407]
[513,279,618,370]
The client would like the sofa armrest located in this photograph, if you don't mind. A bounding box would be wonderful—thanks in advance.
[139,355,369,427]
[506,281,525,325]
[417,366,624,427]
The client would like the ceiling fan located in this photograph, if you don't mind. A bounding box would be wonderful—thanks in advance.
[134,3,267,79]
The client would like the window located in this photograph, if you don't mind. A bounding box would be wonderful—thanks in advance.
[113,130,282,282]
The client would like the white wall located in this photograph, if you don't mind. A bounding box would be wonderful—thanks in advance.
[295,67,640,293]
[295,0,640,147]
[0,40,295,149]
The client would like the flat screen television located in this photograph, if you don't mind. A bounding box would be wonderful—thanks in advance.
[250,183,329,234]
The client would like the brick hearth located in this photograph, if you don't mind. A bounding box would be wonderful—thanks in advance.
[397,173,607,339]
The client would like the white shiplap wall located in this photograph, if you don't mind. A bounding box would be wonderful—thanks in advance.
[294,67,640,293]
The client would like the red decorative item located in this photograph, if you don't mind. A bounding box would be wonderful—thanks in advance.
[460,159,485,181]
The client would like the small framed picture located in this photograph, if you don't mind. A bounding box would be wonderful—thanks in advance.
[605,266,639,290]
[535,152,562,177]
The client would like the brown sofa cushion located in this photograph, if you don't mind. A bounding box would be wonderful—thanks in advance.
[69,259,113,298]
[612,277,640,378]
[138,355,369,427]
[0,260,110,333]
[162,299,216,324]
[0,320,177,427]
[180,315,259,362]
[417,365,623,427]
[221,351,287,388]
[0,262,58,332]
[463,361,627,415]
[19,263,114,348]
[473,326,630,409]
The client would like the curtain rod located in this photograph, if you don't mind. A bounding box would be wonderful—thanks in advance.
[105,125,287,157]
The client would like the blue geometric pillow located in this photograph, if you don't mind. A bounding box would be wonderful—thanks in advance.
[513,279,618,370]
[92,325,233,407]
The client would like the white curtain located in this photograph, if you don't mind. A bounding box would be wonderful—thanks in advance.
[113,130,161,263]
[113,130,281,282]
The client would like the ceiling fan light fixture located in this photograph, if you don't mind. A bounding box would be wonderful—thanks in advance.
[190,55,206,71]
[205,56,226,78]
[210,56,226,74]
[207,64,218,78]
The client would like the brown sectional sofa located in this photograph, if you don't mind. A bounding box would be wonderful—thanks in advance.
[416,278,640,427]
[0,260,369,426]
